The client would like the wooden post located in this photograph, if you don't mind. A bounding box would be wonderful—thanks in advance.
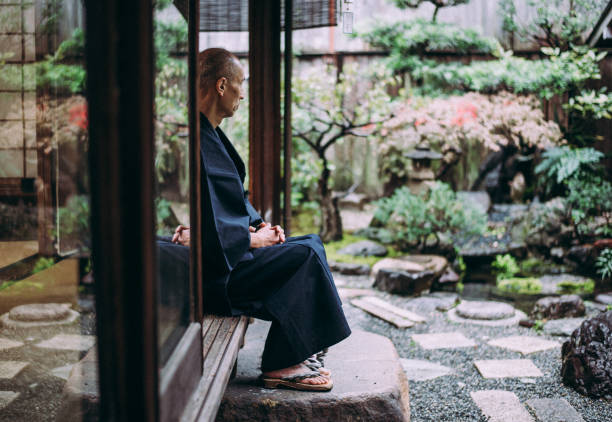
[282,0,292,234]
[248,0,281,225]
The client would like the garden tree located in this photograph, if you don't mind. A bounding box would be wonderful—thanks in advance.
[292,63,396,242]
[499,0,608,51]
[393,0,470,23]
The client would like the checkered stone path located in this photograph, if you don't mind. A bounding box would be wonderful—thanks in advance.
[471,390,534,422]
[0,338,23,351]
[400,358,453,381]
[525,398,585,422]
[0,361,28,379]
[474,359,543,379]
[412,332,476,350]
[35,334,95,351]
[0,391,19,410]
[487,335,560,355]
[51,364,75,380]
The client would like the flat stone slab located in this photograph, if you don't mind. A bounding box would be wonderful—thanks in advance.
[0,361,28,379]
[487,336,560,355]
[474,359,543,379]
[400,359,453,381]
[51,364,75,380]
[412,332,476,350]
[0,391,19,410]
[9,303,71,321]
[595,293,612,305]
[351,296,427,328]
[217,322,410,421]
[372,258,425,276]
[542,318,584,337]
[0,337,23,351]
[448,306,526,327]
[329,261,370,275]
[35,334,95,351]
[338,288,375,300]
[456,300,516,320]
[525,398,584,422]
[471,390,534,422]
[337,240,387,257]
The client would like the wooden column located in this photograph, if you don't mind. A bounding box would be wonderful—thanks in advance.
[248,0,281,224]
[282,0,293,234]
[86,0,158,420]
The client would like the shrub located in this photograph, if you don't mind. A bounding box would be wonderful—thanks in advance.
[32,257,55,274]
[535,146,604,196]
[596,248,612,281]
[566,174,612,239]
[557,279,595,295]
[497,277,542,294]
[373,182,486,251]
[492,254,519,281]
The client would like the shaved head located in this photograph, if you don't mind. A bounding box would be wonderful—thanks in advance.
[198,48,242,95]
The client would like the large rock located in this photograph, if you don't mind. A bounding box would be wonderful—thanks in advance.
[337,240,387,257]
[457,191,490,214]
[595,293,612,305]
[543,318,584,337]
[455,300,515,321]
[373,255,448,296]
[530,295,585,320]
[217,322,410,421]
[561,311,612,399]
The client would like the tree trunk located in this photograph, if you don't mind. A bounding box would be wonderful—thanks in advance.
[318,159,343,242]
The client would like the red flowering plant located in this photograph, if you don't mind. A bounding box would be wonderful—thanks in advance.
[379,92,565,190]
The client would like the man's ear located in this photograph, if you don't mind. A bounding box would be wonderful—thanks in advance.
[216,77,226,96]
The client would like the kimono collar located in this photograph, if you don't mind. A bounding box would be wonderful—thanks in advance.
[200,113,247,183]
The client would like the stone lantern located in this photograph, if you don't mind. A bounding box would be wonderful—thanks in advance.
[404,142,443,194]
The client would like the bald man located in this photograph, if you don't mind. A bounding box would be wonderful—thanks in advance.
[170,48,350,391]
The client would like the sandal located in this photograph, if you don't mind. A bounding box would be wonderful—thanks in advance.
[261,370,333,392]
[305,356,331,377]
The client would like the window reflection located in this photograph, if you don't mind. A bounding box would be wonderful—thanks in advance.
[0,0,97,420]
[154,2,191,366]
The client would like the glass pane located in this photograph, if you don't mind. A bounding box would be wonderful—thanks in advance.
[153,1,190,366]
[0,1,97,420]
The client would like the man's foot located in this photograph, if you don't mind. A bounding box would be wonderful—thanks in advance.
[306,355,331,377]
[263,363,329,385]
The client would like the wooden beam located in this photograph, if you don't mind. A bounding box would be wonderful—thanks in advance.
[86,0,159,420]
[282,0,293,234]
[248,0,281,225]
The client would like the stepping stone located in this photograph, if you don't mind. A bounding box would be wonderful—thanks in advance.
[471,390,534,422]
[595,293,612,305]
[474,359,543,379]
[0,361,28,379]
[351,296,426,328]
[337,240,387,257]
[456,300,515,320]
[448,305,526,327]
[329,262,370,275]
[412,332,476,350]
[51,364,75,380]
[218,321,410,421]
[0,391,19,410]
[36,334,95,351]
[400,358,453,381]
[525,398,585,422]
[542,318,584,337]
[1,302,79,329]
[487,336,560,355]
[0,338,23,351]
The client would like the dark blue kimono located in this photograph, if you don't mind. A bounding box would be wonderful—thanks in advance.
[198,113,351,371]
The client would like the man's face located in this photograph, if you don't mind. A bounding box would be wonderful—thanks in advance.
[221,62,245,118]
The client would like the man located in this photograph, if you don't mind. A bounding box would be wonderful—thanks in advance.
[172,48,350,391]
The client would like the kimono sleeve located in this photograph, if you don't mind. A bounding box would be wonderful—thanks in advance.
[244,192,263,227]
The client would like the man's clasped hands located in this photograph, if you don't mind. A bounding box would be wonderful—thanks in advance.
[171,222,285,249]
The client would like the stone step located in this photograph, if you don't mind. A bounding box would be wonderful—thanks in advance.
[217,320,410,421]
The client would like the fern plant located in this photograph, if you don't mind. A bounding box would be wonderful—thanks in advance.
[596,248,612,280]
[535,146,604,195]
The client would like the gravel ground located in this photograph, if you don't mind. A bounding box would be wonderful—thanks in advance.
[336,273,612,422]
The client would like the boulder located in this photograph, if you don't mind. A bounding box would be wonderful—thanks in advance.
[561,311,612,399]
[531,295,585,320]
[595,293,612,306]
[337,240,387,257]
[328,261,370,276]
[457,191,490,214]
[565,244,597,269]
[374,269,435,296]
[543,318,584,337]
[337,192,368,210]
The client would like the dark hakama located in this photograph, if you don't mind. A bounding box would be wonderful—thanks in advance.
[195,113,351,371]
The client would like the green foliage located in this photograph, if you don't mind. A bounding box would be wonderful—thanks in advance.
[392,0,471,22]
[57,195,90,251]
[497,277,542,294]
[533,319,544,333]
[290,138,321,207]
[565,88,612,120]
[325,234,401,267]
[566,173,612,238]
[373,182,487,250]
[498,0,608,50]
[535,146,604,195]
[36,29,87,94]
[596,248,612,280]
[155,197,177,235]
[39,0,63,36]
[32,257,55,275]
[557,279,595,294]
[492,254,520,281]
[414,47,603,99]
[155,19,188,69]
